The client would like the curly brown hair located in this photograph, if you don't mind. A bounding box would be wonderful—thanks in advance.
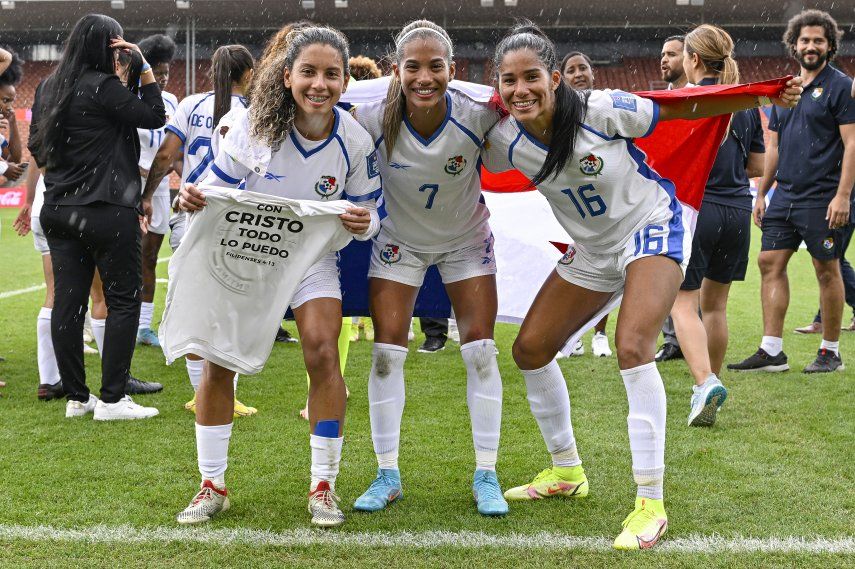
[783,9,843,61]
[349,55,381,81]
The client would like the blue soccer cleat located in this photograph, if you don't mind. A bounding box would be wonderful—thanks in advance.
[136,328,161,347]
[353,468,402,512]
[473,469,509,516]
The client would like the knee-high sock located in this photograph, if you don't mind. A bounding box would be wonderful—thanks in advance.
[138,301,154,330]
[186,358,204,391]
[522,360,581,468]
[620,362,666,500]
[310,431,344,491]
[196,422,233,486]
[461,339,502,471]
[233,373,239,395]
[91,317,106,356]
[37,307,61,386]
[368,343,407,470]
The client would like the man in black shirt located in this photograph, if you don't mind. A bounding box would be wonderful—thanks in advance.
[729,10,855,374]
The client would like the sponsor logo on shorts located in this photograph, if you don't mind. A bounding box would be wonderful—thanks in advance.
[579,154,604,176]
[444,155,467,176]
[314,175,339,199]
[380,243,402,265]
[558,246,577,265]
[823,237,834,250]
[811,87,823,100]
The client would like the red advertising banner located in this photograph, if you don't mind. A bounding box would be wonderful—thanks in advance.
[0,187,25,208]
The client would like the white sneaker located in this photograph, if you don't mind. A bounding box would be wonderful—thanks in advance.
[570,340,585,357]
[93,395,159,421]
[407,320,415,342]
[308,480,345,527]
[591,332,613,357]
[176,480,230,524]
[688,377,728,427]
[66,394,99,418]
[449,319,460,343]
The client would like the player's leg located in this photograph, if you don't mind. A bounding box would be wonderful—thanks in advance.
[36,251,64,400]
[671,289,712,385]
[137,231,164,347]
[177,359,234,524]
[89,269,107,354]
[806,257,845,372]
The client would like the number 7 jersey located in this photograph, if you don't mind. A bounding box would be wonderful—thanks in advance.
[482,90,677,254]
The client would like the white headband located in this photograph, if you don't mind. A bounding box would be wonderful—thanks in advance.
[397,26,453,55]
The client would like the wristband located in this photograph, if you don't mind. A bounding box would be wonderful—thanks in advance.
[141,62,152,73]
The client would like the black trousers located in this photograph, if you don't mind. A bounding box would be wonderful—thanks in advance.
[420,317,448,341]
[40,203,141,403]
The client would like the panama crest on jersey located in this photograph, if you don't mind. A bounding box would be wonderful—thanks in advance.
[579,154,604,176]
[314,175,339,199]
[444,155,467,176]
[811,87,823,100]
[558,246,577,265]
[380,243,402,265]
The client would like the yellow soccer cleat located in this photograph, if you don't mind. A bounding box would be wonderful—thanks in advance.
[503,465,588,501]
[233,399,257,418]
[184,394,196,414]
[613,497,668,550]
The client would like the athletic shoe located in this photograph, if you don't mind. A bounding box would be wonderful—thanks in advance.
[503,465,588,501]
[65,394,98,418]
[407,320,415,342]
[418,336,446,353]
[727,348,789,372]
[176,480,230,525]
[687,377,728,427]
[613,497,668,550]
[843,315,855,332]
[794,321,822,334]
[234,398,257,417]
[472,469,509,516]
[570,340,584,357]
[803,349,844,373]
[38,382,65,401]
[655,343,683,362]
[184,393,196,413]
[353,468,403,512]
[136,327,161,347]
[93,395,159,421]
[591,332,612,357]
[308,480,345,527]
[275,327,299,343]
[83,343,99,355]
[126,375,163,395]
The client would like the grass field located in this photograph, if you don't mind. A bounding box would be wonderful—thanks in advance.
[0,207,852,568]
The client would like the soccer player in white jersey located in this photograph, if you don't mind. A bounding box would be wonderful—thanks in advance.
[135,34,179,349]
[481,22,802,549]
[142,45,257,417]
[344,20,509,517]
[174,26,380,528]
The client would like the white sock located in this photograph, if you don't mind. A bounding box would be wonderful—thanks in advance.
[820,339,840,355]
[91,317,106,356]
[368,343,408,470]
[186,359,204,391]
[461,339,502,471]
[621,362,666,500]
[522,360,581,468]
[233,373,239,395]
[760,336,783,357]
[138,301,154,330]
[196,422,233,486]
[37,307,61,386]
[310,434,344,491]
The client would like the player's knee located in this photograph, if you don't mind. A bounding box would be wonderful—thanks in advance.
[814,262,841,287]
[512,336,550,370]
[302,337,340,374]
[757,253,784,277]
[615,332,651,369]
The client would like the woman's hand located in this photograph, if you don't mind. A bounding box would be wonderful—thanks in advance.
[753,196,766,228]
[339,207,371,235]
[3,162,24,181]
[13,203,31,236]
[772,76,803,108]
[109,37,142,56]
[179,183,207,212]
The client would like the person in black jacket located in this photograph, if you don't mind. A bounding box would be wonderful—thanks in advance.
[28,14,166,421]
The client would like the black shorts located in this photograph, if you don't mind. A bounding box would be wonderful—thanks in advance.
[761,202,850,261]
[681,202,750,290]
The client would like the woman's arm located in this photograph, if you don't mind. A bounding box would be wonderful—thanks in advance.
[142,132,183,202]
[340,199,378,240]
[659,77,803,122]
[745,151,765,179]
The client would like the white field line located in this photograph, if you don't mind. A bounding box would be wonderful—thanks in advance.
[0,283,46,299]
[0,525,851,554]
[157,256,172,264]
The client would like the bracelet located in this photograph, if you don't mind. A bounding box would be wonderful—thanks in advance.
[141,62,152,73]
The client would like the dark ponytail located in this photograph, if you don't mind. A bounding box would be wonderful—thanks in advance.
[494,21,588,187]
[210,44,254,125]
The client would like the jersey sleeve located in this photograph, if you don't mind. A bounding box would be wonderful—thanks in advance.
[480,118,516,173]
[350,99,385,147]
[749,108,765,153]
[206,149,251,188]
[342,119,382,203]
[767,105,781,133]
[588,90,658,139]
[830,76,855,126]
[166,96,192,143]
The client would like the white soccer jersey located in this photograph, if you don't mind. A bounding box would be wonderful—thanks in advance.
[138,91,178,197]
[166,91,248,186]
[205,106,381,204]
[159,187,352,374]
[483,89,676,254]
[353,89,502,252]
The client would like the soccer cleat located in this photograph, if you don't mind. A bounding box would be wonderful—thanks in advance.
[613,497,668,550]
[136,328,161,347]
[570,340,585,357]
[655,343,683,362]
[794,321,822,334]
[126,375,163,395]
[233,398,257,417]
[803,349,844,373]
[727,348,789,372]
[503,465,588,501]
[473,469,509,516]
[184,393,196,413]
[843,315,855,332]
[93,395,159,421]
[353,468,403,512]
[176,480,230,525]
[38,382,65,401]
[65,394,98,418]
[275,327,299,344]
[687,377,728,427]
[591,332,612,357]
[308,480,345,527]
[418,336,446,353]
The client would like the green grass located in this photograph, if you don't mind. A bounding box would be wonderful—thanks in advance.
[0,208,852,567]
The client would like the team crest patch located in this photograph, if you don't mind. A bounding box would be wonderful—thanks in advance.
[811,87,824,100]
[380,244,402,265]
[367,151,380,178]
[558,246,577,265]
[579,154,604,176]
[444,155,467,176]
[823,237,834,250]
[314,175,339,199]
[610,91,637,112]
